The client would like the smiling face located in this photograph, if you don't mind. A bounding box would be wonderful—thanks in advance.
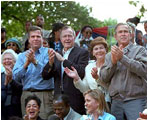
[26,100,40,120]
[53,100,69,119]
[29,30,43,51]
[60,28,75,51]
[84,94,99,114]
[93,44,106,60]
[2,53,15,69]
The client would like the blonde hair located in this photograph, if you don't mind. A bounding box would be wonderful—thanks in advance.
[84,89,110,115]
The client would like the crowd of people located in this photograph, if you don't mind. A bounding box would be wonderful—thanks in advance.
[1,14,147,120]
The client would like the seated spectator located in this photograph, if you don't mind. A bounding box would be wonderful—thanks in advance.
[48,22,65,51]
[5,38,22,54]
[75,25,93,50]
[1,49,22,119]
[51,94,82,120]
[23,95,42,120]
[80,89,116,120]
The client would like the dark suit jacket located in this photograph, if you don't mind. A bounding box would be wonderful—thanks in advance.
[42,46,89,115]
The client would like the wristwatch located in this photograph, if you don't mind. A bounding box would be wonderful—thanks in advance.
[34,60,38,66]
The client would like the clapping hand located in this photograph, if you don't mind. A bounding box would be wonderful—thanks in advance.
[23,114,31,120]
[55,52,64,62]
[64,66,80,81]
[48,49,55,65]
[4,66,13,85]
[26,49,36,64]
[111,45,123,65]
[91,67,99,80]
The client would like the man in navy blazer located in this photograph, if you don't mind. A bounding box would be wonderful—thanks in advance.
[42,26,89,115]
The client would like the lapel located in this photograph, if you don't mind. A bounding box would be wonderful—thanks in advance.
[67,46,76,61]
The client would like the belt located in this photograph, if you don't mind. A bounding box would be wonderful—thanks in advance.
[24,89,54,92]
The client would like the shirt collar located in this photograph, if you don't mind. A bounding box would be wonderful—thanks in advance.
[123,41,133,54]
[62,47,74,55]
[37,46,44,54]
[98,112,105,120]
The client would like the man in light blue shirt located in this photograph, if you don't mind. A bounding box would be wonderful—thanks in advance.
[13,26,54,119]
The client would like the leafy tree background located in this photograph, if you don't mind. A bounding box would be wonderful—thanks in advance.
[1,1,147,49]
[1,2,116,39]
[1,1,102,38]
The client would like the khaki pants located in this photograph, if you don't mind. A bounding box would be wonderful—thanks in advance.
[21,90,54,120]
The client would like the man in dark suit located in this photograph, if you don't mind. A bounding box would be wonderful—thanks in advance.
[42,26,89,115]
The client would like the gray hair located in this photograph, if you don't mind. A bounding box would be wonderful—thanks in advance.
[1,49,18,63]
[127,22,136,33]
[115,23,131,34]
[60,26,76,38]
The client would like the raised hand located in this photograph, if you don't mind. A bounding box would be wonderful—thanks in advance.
[111,45,123,65]
[55,52,64,62]
[48,49,55,65]
[91,67,99,80]
[26,49,36,64]
[23,114,30,120]
[4,66,13,85]
[24,49,36,68]
[64,66,80,81]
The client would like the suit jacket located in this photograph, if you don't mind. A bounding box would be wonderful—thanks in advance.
[42,46,89,114]
[64,107,82,120]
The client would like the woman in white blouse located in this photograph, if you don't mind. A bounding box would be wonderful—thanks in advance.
[65,37,110,105]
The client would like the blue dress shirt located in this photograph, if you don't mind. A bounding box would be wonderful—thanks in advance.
[12,47,54,90]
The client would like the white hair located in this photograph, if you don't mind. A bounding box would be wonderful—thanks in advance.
[1,49,18,64]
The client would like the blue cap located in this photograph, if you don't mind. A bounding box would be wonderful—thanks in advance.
[5,38,22,50]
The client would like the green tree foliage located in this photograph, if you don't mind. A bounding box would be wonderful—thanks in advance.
[1,1,102,38]
[129,1,147,18]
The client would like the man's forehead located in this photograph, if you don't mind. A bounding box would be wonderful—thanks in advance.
[61,29,73,35]
[117,25,129,31]
[30,30,42,35]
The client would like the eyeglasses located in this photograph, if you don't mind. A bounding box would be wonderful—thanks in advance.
[7,43,17,47]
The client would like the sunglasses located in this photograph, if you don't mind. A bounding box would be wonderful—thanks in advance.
[7,43,17,47]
